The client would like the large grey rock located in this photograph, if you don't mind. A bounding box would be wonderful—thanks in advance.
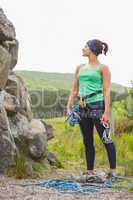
[28,119,47,139]
[3,39,19,69]
[0,8,18,88]
[0,92,16,173]
[41,120,54,140]
[2,90,21,115]
[0,8,19,82]
[5,71,20,96]
[9,116,48,160]
[28,119,47,160]
[5,71,33,120]
[0,8,16,41]
[0,46,11,88]
[0,8,60,174]
[9,112,30,139]
[47,151,62,168]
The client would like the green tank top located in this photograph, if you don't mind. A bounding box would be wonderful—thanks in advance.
[77,63,104,104]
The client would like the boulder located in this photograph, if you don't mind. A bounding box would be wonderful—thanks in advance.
[28,119,47,160]
[0,8,16,41]
[2,39,19,70]
[47,151,63,168]
[0,93,16,173]
[41,120,54,140]
[0,8,61,174]
[9,116,48,160]
[1,90,21,115]
[8,112,30,139]
[5,71,33,120]
[0,45,11,88]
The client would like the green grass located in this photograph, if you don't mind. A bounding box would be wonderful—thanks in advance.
[7,152,28,179]
[44,117,133,176]
[128,186,133,191]
[32,162,49,172]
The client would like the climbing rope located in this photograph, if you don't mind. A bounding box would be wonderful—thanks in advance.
[13,179,100,194]
[13,174,133,195]
[65,104,81,126]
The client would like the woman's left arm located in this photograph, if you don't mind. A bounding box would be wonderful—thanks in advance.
[101,65,111,122]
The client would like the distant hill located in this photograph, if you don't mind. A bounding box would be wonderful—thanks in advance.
[15,70,128,92]
[14,70,130,118]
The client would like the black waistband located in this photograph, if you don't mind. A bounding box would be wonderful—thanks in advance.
[77,90,103,100]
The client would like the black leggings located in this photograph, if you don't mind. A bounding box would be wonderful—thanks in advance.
[78,102,116,170]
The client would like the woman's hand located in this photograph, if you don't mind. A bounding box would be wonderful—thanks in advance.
[66,106,72,116]
[100,112,110,123]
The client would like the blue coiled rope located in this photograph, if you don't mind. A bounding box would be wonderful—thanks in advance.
[37,179,100,193]
[14,176,133,195]
[16,179,100,194]
[65,104,81,126]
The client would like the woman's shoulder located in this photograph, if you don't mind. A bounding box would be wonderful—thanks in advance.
[99,63,110,72]
[77,63,86,69]
[75,63,86,74]
[98,64,111,79]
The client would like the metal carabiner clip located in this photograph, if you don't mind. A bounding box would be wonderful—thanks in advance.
[101,121,110,129]
[79,97,86,108]
[100,121,113,144]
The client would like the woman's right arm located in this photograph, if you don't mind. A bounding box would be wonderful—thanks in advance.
[66,65,80,115]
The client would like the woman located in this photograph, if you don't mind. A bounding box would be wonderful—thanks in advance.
[66,39,116,178]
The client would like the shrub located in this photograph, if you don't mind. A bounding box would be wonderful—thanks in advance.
[114,117,133,135]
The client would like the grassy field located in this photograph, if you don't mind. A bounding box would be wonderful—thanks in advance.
[44,117,133,176]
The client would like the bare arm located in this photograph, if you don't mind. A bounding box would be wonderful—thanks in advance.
[101,65,111,115]
[66,65,80,110]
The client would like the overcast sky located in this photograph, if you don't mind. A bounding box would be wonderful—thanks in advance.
[0,0,132,87]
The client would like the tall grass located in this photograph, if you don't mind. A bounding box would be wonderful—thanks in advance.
[45,117,133,176]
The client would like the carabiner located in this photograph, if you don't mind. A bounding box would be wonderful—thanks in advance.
[101,121,110,129]
[79,97,86,108]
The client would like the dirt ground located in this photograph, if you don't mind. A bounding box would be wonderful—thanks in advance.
[0,169,133,200]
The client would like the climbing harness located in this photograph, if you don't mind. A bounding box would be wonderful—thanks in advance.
[65,91,104,126]
[65,98,113,144]
[77,90,103,102]
[65,101,104,126]
[77,91,104,119]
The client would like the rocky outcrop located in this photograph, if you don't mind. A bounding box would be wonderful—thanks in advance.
[0,103,16,173]
[0,8,60,174]
[5,71,33,120]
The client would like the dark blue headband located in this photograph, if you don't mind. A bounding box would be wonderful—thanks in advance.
[86,40,102,55]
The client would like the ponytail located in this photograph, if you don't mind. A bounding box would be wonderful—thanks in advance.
[102,42,108,55]
[86,39,109,56]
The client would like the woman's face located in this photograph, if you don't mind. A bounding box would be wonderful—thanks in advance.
[82,44,92,57]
